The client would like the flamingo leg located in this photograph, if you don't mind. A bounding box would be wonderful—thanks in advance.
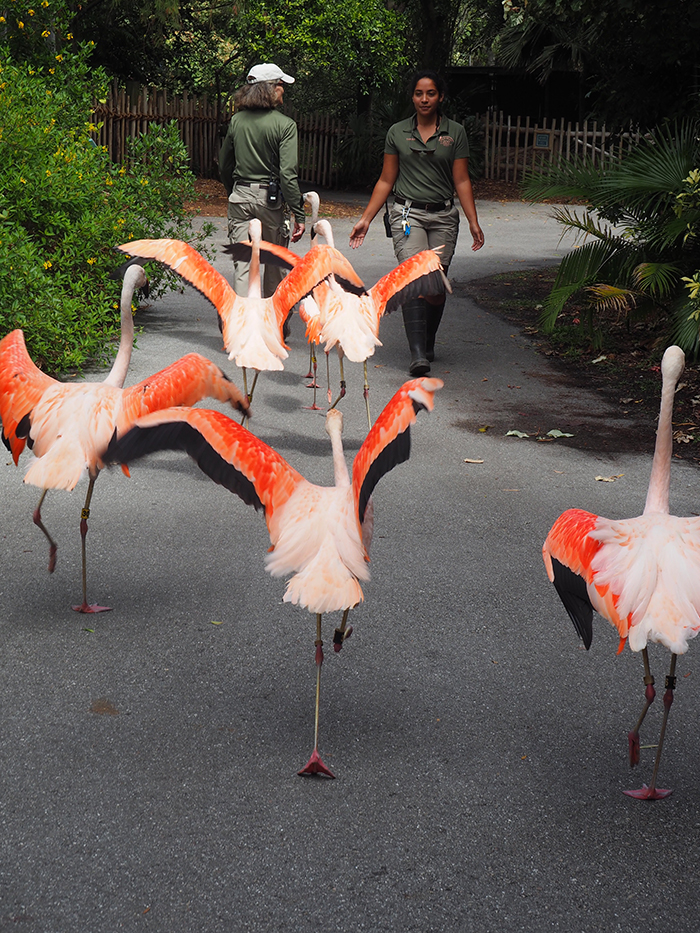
[363,360,371,429]
[239,368,259,428]
[305,343,314,379]
[326,350,332,405]
[33,489,58,573]
[624,653,676,800]
[628,647,656,766]
[303,344,322,411]
[332,607,353,653]
[330,351,346,410]
[298,613,335,778]
[72,477,111,614]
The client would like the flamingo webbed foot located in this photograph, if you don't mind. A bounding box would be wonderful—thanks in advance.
[623,784,672,800]
[298,749,335,778]
[72,602,112,614]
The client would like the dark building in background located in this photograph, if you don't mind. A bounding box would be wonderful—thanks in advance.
[447,66,584,123]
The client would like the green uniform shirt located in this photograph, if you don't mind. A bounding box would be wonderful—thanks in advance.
[219,109,305,222]
[385,114,469,204]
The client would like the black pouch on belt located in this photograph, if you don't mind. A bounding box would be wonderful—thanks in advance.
[383,202,392,237]
[267,178,281,207]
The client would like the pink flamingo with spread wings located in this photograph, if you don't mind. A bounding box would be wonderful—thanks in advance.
[543,345,700,799]
[230,198,449,426]
[116,222,366,409]
[104,376,443,777]
[0,264,249,613]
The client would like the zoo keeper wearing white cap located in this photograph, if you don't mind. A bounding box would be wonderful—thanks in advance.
[220,63,306,296]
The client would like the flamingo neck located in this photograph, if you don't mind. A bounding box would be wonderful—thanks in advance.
[326,412,350,487]
[314,219,335,248]
[247,222,262,299]
[104,266,140,387]
[643,367,676,515]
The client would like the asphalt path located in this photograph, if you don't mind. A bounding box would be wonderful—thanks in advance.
[1,198,699,931]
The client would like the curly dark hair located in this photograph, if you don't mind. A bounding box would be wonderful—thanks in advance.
[233,80,279,111]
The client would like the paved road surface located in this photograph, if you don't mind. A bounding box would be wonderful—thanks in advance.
[1,198,698,932]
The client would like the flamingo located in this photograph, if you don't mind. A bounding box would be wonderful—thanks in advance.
[542,345,700,799]
[229,205,450,426]
[116,223,366,410]
[0,263,249,613]
[104,376,443,777]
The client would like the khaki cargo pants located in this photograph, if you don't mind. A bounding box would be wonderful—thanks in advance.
[389,201,460,274]
[227,183,290,297]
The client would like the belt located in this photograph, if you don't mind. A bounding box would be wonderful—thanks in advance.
[394,195,453,212]
[235,181,269,188]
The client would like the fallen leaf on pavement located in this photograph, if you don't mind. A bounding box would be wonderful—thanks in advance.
[595,473,624,482]
[463,458,485,463]
[506,429,529,438]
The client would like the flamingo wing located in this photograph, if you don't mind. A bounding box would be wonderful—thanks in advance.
[116,353,249,437]
[0,330,58,463]
[117,239,237,330]
[265,245,365,340]
[369,250,451,317]
[104,406,303,524]
[352,377,443,528]
[224,241,300,269]
[543,508,628,650]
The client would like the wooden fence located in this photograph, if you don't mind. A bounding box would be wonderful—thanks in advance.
[92,81,223,177]
[483,112,643,182]
[91,83,347,184]
[92,86,644,186]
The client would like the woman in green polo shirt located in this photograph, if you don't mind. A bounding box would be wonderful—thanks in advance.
[350,71,484,375]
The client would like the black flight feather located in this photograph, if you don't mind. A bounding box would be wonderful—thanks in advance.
[223,242,292,268]
[550,556,594,649]
[357,427,412,525]
[382,269,450,316]
[105,422,263,512]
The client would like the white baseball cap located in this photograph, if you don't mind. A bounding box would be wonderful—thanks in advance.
[246,63,295,84]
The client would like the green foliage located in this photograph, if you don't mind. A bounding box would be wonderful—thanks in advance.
[0,47,212,374]
[522,119,700,354]
[500,0,700,127]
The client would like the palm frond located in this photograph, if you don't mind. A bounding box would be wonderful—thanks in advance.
[585,283,638,316]
[632,262,681,298]
[670,294,700,356]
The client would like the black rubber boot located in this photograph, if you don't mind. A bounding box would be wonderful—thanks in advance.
[426,299,445,362]
[401,299,430,376]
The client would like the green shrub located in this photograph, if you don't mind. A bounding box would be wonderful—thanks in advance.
[0,32,213,375]
[523,119,700,354]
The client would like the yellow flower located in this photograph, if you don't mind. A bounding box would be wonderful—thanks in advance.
[19,177,26,184]
[55,54,63,62]
[140,178,149,186]
[0,16,5,23]
[48,69,54,75]
[44,261,52,269]
[66,32,72,38]
[87,257,97,265]
[45,169,51,176]
[28,8,34,14]
[18,20,24,27]
[41,29,49,36]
